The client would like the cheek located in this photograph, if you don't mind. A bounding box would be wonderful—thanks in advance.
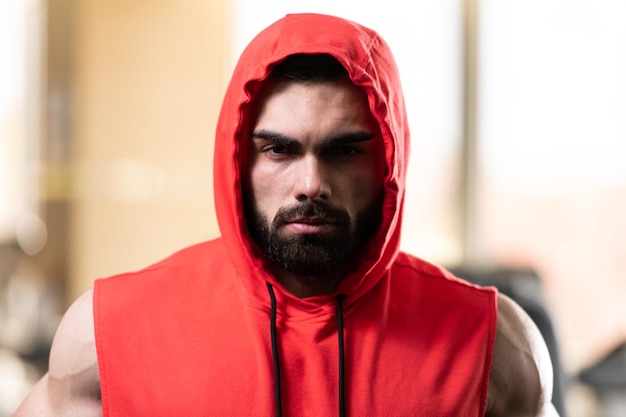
[248,165,288,218]
[340,166,384,213]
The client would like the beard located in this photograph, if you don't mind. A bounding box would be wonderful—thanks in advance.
[245,200,380,276]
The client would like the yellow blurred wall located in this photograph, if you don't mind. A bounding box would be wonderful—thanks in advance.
[65,0,230,298]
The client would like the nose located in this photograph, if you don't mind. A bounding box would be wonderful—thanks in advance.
[293,156,330,202]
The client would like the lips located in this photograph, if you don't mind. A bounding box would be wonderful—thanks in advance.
[287,216,335,225]
[283,217,336,234]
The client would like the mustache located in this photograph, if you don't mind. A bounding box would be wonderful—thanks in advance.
[273,201,350,226]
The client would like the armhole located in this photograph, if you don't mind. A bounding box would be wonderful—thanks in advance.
[479,287,498,416]
[93,279,109,417]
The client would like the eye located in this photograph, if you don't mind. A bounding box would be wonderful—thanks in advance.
[326,145,364,157]
[264,144,289,154]
[260,143,297,159]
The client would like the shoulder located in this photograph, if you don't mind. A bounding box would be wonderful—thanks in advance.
[14,289,101,416]
[487,293,560,416]
[392,252,497,302]
[92,239,235,347]
[49,289,101,404]
[50,289,97,366]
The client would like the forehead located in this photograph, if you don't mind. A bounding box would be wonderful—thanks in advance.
[251,78,380,136]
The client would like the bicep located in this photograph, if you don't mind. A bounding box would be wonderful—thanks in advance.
[13,288,102,417]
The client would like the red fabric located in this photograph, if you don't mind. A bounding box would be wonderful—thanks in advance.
[94,13,497,416]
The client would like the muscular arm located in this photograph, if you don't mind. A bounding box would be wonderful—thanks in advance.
[486,293,560,417]
[13,288,102,417]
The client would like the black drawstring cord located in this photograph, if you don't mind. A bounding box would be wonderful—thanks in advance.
[336,294,347,417]
[266,283,282,417]
[266,284,347,417]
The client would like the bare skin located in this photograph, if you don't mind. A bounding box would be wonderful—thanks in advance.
[486,293,560,417]
[13,289,101,417]
[14,79,559,416]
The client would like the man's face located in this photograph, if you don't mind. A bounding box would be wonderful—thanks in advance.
[244,78,386,276]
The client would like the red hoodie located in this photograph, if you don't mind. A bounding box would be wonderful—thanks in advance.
[94,13,497,416]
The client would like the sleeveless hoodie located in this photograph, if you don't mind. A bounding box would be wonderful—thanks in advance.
[94,13,497,417]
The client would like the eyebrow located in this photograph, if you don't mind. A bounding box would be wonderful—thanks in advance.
[250,130,297,146]
[250,129,376,146]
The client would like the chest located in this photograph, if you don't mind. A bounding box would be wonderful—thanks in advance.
[97,292,491,417]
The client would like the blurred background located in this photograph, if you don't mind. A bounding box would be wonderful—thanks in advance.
[1,0,625,415]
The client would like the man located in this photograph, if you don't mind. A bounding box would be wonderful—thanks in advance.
[15,13,559,416]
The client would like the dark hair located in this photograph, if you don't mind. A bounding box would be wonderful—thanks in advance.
[269,53,349,82]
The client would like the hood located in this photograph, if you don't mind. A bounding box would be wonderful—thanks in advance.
[213,13,410,314]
